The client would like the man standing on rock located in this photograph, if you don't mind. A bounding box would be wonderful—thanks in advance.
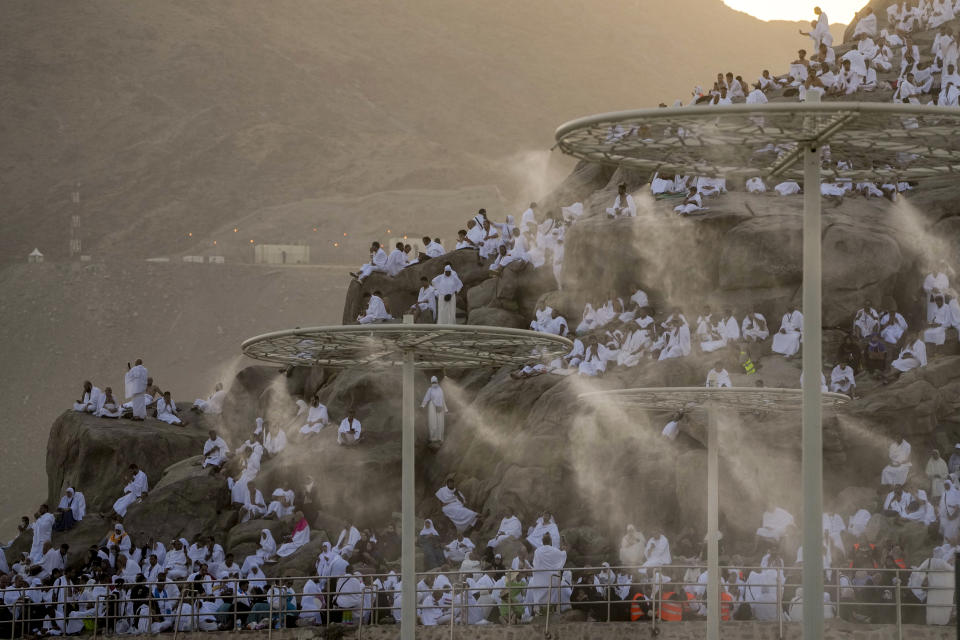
[421,376,449,443]
[125,359,149,421]
[29,504,55,563]
[431,263,463,325]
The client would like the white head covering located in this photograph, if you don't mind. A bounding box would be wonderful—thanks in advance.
[430,376,438,384]
[420,519,439,536]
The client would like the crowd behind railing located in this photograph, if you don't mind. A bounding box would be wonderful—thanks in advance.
[3,563,954,637]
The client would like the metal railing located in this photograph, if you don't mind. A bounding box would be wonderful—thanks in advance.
[3,562,953,637]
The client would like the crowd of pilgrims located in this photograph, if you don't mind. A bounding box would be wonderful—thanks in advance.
[518,259,958,388]
[11,451,960,632]
[9,5,960,633]
[609,2,960,215]
[672,4,960,108]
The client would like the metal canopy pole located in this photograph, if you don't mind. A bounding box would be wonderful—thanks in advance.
[801,94,824,640]
[401,314,416,640]
[706,403,720,640]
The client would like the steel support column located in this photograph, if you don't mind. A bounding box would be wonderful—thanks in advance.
[401,314,416,640]
[706,403,720,640]
[801,100,824,639]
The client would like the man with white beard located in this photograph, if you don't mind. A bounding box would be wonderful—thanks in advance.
[421,376,449,443]
[525,533,567,613]
[432,264,463,325]
[73,380,103,413]
[124,359,149,421]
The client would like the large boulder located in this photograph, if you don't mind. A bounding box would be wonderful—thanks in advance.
[46,411,208,513]
[123,474,231,545]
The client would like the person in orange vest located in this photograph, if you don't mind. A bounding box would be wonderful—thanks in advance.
[629,589,650,621]
[659,591,684,621]
[720,590,734,621]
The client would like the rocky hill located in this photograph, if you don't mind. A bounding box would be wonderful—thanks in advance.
[24,154,960,577]
[12,0,960,581]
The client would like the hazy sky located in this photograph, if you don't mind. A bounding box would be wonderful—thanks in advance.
[723,0,859,23]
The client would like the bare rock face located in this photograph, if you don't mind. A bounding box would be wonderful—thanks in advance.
[45,411,209,514]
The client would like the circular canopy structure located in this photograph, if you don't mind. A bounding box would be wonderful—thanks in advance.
[241,324,573,369]
[579,386,850,412]
[555,102,960,182]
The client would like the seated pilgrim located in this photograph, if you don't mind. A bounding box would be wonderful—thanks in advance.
[156,391,184,425]
[756,506,796,542]
[605,183,636,218]
[705,363,732,388]
[879,309,908,345]
[276,512,310,557]
[829,362,856,394]
[741,312,769,341]
[853,302,880,339]
[526,512,561,549]
[72,381,103,413]
[357,292,393,324]
[299,395,330,435]
[95,387,123,418]
[436,478,479,533]
[354,242,387,282]
[881,436,912,486]
[202,430,229,470]
[883,485,913,517]
[192,383,226,415]
[337,409,362,446]
[265,489,295,520]
[674,187,705,215]
[443,534,475,563]
[772,309,803,357]
[892,333,927,372]
[487,512,523,549]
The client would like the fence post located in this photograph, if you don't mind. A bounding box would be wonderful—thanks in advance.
[358,586,365,640]
[895,572,902,640]
[449,583,456,640]
[267,581,274,640]
[777,576,783,640]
